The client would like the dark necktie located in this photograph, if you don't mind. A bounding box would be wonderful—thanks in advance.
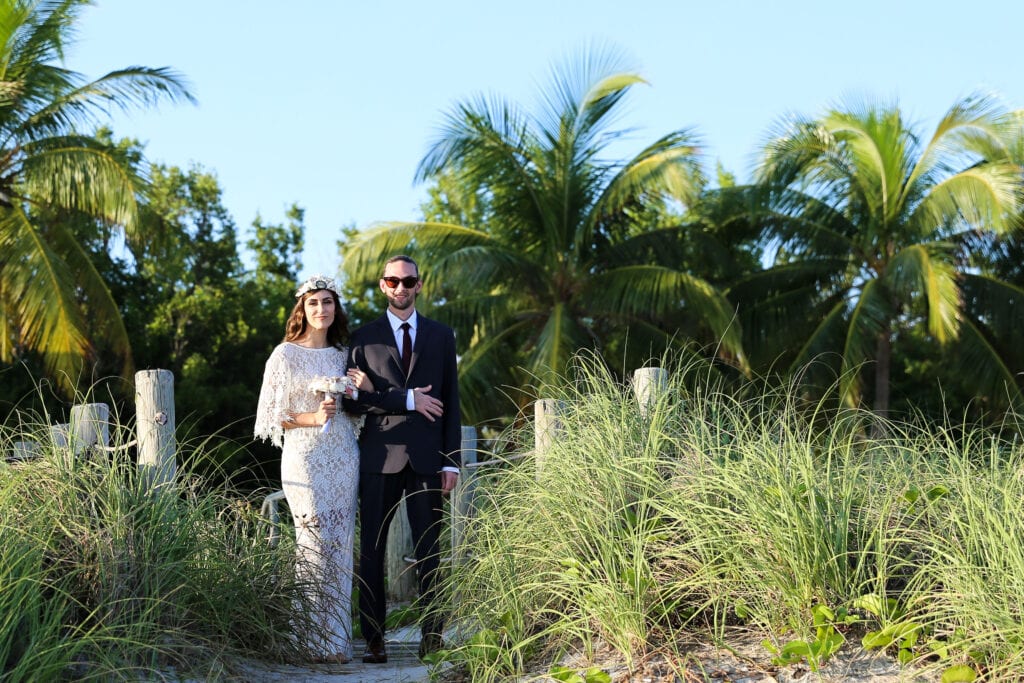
[400,322,412,375]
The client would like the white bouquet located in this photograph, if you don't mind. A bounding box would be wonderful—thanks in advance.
[309,375,358,434]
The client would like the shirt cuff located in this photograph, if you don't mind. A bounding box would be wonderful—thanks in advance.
[406,389,415,411]
[442,466,459,474]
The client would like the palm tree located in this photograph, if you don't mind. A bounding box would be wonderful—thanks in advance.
[0,0,194,391]
[730,94,1024,416]
[342,50,744,423]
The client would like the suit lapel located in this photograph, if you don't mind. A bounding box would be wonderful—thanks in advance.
[408,316,430,376]
[374,315,403,375]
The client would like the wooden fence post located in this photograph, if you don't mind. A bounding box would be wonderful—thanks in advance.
[135,369,177,488]
[50,423,69,449]
[261,490,288,546]
[10,441,37,461]
[450,426,478,566]
[534,398,564,475]
[632,366,669,417]
[69,403,110,456]
[385,497,417,601]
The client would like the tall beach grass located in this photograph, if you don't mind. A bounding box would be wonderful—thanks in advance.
[441,353,1024,681]
[1,393,325,681]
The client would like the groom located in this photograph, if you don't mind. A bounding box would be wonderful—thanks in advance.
[344,255,461,663]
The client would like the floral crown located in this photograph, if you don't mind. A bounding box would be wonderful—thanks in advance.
[294,274,339,299]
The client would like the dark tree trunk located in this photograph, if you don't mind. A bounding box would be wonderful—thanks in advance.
[872,330,891,419]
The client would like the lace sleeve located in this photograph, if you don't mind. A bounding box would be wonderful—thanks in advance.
[255,346,291,448]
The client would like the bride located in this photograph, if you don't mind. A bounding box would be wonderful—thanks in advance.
[254,275,369,664]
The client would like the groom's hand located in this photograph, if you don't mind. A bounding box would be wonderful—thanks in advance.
[412,385,443,422]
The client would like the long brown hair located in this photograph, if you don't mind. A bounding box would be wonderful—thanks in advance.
[283,289,350,348]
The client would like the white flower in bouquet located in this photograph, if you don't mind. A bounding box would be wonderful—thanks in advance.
[309,375,358,433]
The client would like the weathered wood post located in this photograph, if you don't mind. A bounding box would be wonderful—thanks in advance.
[534,398,564,475]
[135,369,177,488]
[261,490,288,545]
[632,366,669,417]
[69,403,110,456]
[50,423,69,449]
[450,426,478,566]
[385,497,417,601]
[10,441,38,461]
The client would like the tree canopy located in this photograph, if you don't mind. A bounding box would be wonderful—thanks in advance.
[342,49,743,423]
[729,94,1024,415]
[0,0,193,392]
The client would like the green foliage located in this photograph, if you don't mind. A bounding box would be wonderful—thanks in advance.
[82,159,303,482]
[335,224,380,330]
[247,204,305,283]
[436,351,1024,681]
[342,48,744,425]
[856,592,923,666]
[942,664,978,682]
[0,402,323,679]
[762,604,854,671]
[733,94,1024,416]
[549,664,612,683]
[0,0,193,391]
[1,132,313,485]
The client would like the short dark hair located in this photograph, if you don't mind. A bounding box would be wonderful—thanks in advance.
[383,255,419,277]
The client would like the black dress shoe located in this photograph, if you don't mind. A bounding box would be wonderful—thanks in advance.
[418,632,443,659]
[362,640,387,664]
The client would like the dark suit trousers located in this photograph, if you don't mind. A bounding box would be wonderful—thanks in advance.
[358,464,444,644]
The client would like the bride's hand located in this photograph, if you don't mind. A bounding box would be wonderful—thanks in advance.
[315,397,337,425]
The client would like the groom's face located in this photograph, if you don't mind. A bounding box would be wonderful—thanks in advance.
[380,260,422,314]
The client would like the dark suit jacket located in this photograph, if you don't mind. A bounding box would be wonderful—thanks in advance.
[343,313,461,474]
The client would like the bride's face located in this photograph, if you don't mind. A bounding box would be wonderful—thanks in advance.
[303,290,336,331]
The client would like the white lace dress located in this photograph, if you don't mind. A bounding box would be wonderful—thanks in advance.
[254,342,362,659]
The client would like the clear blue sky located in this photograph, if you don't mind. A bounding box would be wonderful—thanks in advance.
[72,1,1024,275]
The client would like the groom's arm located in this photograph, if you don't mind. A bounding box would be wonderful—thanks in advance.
[440,325,462,469]
[342,340,408,415]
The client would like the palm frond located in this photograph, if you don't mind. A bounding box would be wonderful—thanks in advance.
[887,243,960,343]
[952,317,1024,411]
[46,216,133,378]
[912,163,1022,236]
[729,259,850,303]
[537,44,639,148]
[590,130,704,222]
[456,317,537,420]
[960,273,1024,341]
[822,103,913,224]
[18,139,143,227]
[0,206,90,389]
[784,297,850,395]
[915,93,1014,174]
[0,0,194,395]
[433,289,524,348]
[608,317,725,382]
[756,117,834,188]
[584,265,743,364]
[22,67,194,137]
[341,220,547,295]
[525,303,593,390]
[613,221,735,274]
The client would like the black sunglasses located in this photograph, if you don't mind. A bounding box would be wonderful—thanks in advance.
[382,276,420,289]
